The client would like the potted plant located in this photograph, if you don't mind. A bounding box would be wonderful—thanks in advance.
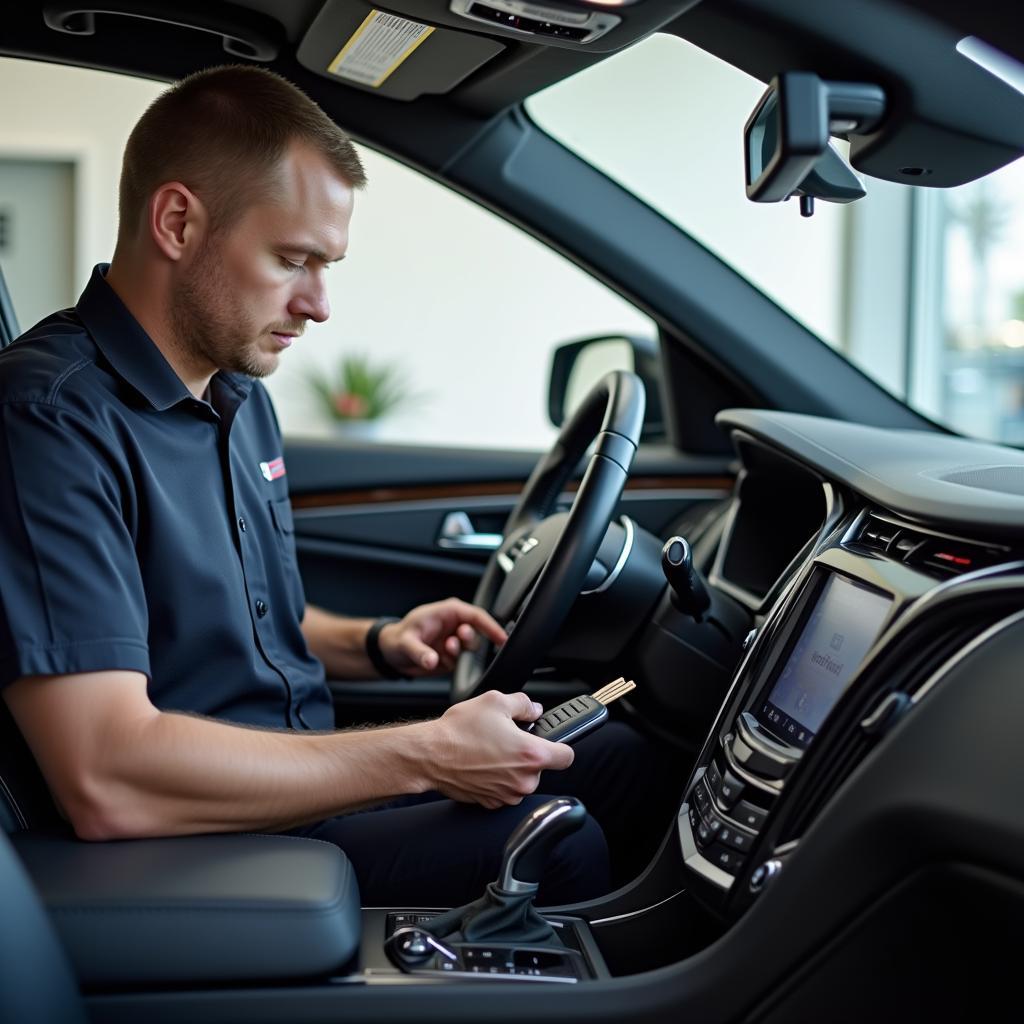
[305,352,413,437]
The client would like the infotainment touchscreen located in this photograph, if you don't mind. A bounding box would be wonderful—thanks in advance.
[757,574,892,747]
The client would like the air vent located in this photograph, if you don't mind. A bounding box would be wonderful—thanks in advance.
[856,515,900,555]
[853,515,1010,577]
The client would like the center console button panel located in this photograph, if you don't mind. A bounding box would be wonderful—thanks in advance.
[730,716,793,780]
[679,511,997,899]
[717,767,746,807]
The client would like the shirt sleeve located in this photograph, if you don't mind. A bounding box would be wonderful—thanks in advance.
[0,400,150,688]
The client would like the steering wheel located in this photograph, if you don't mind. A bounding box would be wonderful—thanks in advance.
[451,370,645,702]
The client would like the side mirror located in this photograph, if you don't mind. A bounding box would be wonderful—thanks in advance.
[744,71,885,215]
[548,335,664,440]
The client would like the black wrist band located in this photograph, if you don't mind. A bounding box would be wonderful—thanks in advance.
[365,617,407,680]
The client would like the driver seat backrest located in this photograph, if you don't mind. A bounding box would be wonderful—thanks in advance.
[0,261,66,836]
[0,827,87,1023]
[0,699,65,834]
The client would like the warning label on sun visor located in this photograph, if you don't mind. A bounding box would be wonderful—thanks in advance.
[327,10,435,89]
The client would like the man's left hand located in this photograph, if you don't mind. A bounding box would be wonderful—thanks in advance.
[377,598,508,677]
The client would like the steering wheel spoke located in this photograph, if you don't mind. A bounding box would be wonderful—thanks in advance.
[451,371,645,701]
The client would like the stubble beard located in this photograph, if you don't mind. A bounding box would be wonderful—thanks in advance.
[171,242,277,380]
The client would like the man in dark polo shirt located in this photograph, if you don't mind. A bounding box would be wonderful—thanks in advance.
[0,66,665,906]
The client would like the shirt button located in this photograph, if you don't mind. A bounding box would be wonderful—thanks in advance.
[238,516,247,532]
[255,600,268,618]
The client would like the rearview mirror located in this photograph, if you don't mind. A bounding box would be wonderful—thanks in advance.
[548,335,664,441]
[744,72,885,215]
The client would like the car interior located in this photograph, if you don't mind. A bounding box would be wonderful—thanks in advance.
[2,1,1024,1021]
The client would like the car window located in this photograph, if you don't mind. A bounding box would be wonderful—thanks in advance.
[0,56,657,452]
[527,33,1024,447]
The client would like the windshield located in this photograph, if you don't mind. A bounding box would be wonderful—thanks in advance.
[527,33,1024,446]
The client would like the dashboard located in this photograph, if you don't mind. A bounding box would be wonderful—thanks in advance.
[675,409,1024,920]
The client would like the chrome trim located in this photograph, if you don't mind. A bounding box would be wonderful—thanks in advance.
[589,889,688,926]
[0,773,27,830]
[293,489,729,523]
[842,506,1013,555]
[367,965,578,984]
[389,926,458,963]
[859,691,907,732]
[848,562,1024,688]
[499,799,577,893]
[535,705,607,745]
[721,740,784,796]
[910,607,1024,706]
[735,712,797,770]
[437,511,503,552]
[581,516,634,595]
[677,803,735,891]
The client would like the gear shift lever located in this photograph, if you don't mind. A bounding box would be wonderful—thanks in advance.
[497,797,587,895]
[401,797,587,953]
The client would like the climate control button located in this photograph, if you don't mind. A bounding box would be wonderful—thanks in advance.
[733,800,768,831]
[717,768,745,808]
[705,843,745,875]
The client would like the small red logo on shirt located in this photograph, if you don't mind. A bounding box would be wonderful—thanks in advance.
[259,457,286,481]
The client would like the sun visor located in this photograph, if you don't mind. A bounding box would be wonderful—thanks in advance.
[297,3,505,101]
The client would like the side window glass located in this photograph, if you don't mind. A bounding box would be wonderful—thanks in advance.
[266,145,658,449]
[0,56,657,451]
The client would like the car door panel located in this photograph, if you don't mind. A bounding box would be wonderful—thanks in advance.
[287,437,734,619]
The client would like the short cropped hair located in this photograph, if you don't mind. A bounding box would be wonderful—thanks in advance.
[117,64,366,240]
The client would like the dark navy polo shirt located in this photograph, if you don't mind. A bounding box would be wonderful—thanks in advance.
[0,264,332,730]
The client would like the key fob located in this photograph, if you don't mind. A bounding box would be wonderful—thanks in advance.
[528,695,608,744]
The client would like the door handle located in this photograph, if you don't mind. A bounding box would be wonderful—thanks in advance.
[437,512,502,552]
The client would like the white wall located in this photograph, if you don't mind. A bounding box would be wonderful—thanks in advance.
[0,59,165,292]
[0,56,653,450]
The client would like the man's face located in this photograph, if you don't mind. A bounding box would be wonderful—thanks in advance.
[171,140,354,379]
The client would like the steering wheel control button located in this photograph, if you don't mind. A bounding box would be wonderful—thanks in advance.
[717,769,745,808]
[749,859,783,894]
[733,800,769,832]
[255,599,268,618]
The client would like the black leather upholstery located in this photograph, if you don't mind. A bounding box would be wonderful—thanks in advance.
[12,831,362,987]
[0,830,86,1023]
[0,699,65,834]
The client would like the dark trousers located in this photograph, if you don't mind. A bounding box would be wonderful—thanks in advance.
[290,722,679,908]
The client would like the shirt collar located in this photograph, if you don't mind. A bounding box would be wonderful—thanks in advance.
[76,264,254,412]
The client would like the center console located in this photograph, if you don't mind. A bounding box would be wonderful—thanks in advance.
[679,506,1017,902]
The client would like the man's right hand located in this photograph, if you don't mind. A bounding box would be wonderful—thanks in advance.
[423,691,574,810]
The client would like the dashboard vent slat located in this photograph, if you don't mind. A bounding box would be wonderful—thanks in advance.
[853,514,1010,578]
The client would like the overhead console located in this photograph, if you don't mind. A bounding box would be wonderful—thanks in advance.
[297,0,699,100]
